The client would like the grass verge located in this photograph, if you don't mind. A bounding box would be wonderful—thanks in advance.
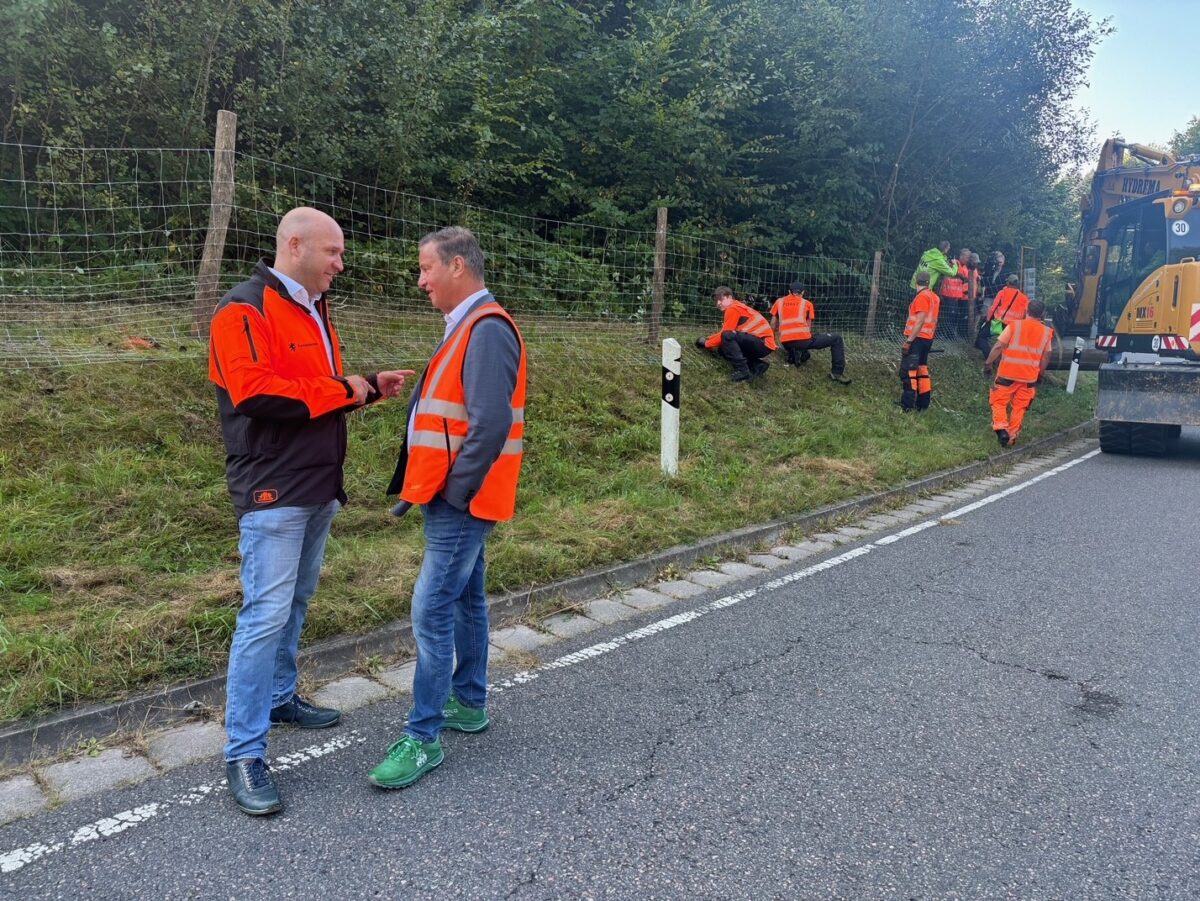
[0,335,1096,723]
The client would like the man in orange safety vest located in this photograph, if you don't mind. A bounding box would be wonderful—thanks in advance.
[696,286,777,382]
[899,271,940,412]
[983,298,1053,447]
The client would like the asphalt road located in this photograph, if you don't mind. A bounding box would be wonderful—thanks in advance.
[4,437,1200,899]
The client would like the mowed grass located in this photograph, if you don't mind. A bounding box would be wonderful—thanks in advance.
[0,336,1097,723]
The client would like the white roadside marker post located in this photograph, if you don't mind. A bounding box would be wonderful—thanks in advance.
[661,338,681,477]
[1066,336,1084,394]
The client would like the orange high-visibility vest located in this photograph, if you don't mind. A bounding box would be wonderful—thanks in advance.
[905,289,940,340]
[996,318,1054,383]
[770,294,814,342]
[400,302,527,522]
[939,263,968,300]
[987,287,1029,324]
[703,300,778,351]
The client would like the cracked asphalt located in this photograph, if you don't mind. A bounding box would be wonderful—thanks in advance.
[5,437,1200,898]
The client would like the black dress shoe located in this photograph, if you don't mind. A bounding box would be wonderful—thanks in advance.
[269,695,341,729]
[226,757,283,816]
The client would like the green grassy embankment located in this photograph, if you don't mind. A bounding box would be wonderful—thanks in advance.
[0,337,1096,724]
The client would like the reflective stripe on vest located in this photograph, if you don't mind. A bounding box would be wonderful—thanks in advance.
[735,302,776,346]
[905,289,940,340]
[996,319,1053,383]
[773,294,813,342]
[400,301,527,522]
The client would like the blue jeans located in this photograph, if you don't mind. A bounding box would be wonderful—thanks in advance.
[224,500,340,762]
[405,496,495,743]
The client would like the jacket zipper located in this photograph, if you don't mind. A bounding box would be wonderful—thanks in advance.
[443,420,452,467]
[242,315,259,362]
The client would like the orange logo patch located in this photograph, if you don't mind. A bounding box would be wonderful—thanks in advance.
[253,489,279,504]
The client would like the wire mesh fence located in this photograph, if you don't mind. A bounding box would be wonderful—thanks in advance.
[0,140,925,369]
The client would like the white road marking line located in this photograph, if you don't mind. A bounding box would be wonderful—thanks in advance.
[1,731,366,875]
[2,447,1098,878]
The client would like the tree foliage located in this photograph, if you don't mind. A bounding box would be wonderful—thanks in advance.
[0,0,1108,264]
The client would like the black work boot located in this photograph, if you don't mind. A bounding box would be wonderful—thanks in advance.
[270,695,341,729]
[995,429,1010,447]
[730,369,751,382]
[226,757,283,816]
[751,360,770,380]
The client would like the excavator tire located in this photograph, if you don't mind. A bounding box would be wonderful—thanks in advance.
[1130,423,1167,457]
[1098,420,1132,455]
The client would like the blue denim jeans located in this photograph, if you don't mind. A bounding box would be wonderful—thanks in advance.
[224,500,340,762]
[405,496,496,743]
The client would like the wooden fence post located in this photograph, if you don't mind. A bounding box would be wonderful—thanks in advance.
[193,109,237,338]
[649,206,668,344]
[864,250,883,339]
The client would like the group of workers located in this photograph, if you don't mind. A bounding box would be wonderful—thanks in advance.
[696,240,1054,448]
[695,283,852,385]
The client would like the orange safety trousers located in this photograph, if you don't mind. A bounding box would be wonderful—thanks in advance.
[900,338,933,411]
[990,381,1036,440]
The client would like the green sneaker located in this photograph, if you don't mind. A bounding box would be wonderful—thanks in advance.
[367,735,443,789]
[442,695,490,733]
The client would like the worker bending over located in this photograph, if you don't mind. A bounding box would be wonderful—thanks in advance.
[984,298,1053,447]
[696,286,776,382]
[769,282,852,385]
[899,272,940,412]
[975,274,1029,357]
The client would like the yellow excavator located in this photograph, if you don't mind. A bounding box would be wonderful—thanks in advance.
[1054,139,1200,455]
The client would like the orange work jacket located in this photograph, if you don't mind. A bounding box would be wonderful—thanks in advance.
[399,302,527,522]
[905,289,940,341]
[770,294,814,342]
[703,300,777,351]
[987,287,1029,324]
[996,318,1054,383]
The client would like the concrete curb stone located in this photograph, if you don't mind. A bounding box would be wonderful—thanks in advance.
[41,749,157,802]
[0,775,49,825]
[685,570,738,588]
[656,580,708,599]
[583,599,639,624]
[375,662,417,692]
[490,625,555,654]
[718,561,766,579]
[311,676,390,713]
[616,588,674,611]
[147,721,226,770]
[541,613,602,638]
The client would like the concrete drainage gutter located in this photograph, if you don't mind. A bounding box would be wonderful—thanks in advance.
[0,420,1097,765]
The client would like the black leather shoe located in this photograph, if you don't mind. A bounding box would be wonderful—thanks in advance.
[269,695,341,729]
[226,757,283,816]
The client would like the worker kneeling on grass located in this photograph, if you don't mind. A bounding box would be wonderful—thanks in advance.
[695,286,776,382]
[983,298,1054,447]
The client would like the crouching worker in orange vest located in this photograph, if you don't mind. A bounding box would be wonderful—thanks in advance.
[769,281,852,384]
[983,298,1053,448]
[899,271,940,412]
[695,286,776,382]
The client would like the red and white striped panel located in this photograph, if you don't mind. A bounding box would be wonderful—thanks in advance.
[1161,335,1190,351]
[1096,335,1118,348]
[1191,304,1200,344]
